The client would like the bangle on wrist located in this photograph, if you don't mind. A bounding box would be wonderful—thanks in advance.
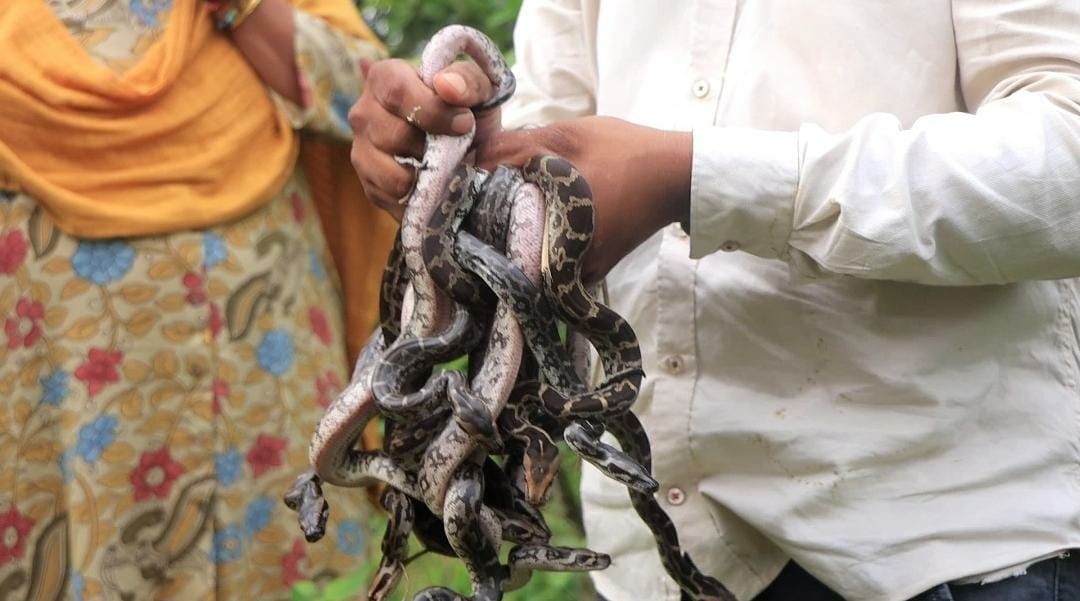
[212,0,265,32]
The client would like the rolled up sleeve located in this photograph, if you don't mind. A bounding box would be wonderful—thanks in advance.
[690,0,1080,286]
[689,127,799,259]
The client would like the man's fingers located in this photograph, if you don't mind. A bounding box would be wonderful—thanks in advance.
[432,62,495,108]
[368,152,418,201]
[351,138,417,202]
[368,59,474,136]
[365,186,406,221]
[366,102,426,159]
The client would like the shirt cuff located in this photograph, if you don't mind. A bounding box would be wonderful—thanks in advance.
[689,127,800,259]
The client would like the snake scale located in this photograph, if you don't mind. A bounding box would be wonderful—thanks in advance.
[284,24,736,601]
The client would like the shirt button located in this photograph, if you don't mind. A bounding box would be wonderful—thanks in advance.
[691,79,711,98]
[666,487,686,505]
[661,355,685,375]
[720,240,740,252]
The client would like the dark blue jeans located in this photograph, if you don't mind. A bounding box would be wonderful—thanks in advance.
[598,552,1080,601]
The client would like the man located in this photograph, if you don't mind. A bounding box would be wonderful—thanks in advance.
[348,1,1080,599]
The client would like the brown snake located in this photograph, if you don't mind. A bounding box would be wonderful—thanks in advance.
[287,24,736,601]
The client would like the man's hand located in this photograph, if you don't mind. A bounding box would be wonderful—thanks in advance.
[477,117,692,282]
[348,59,501,219]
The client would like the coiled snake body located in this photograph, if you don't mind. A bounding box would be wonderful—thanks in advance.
[286,24,736,601]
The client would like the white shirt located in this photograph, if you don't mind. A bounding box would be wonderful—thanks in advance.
[502,2,1080,600]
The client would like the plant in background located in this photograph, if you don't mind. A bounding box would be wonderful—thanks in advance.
[360,0,523,58]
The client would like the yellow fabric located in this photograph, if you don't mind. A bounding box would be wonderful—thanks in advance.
[0,0,379,238]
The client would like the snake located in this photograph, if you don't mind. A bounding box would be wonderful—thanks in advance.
[396,25,514,343]
[408,172,544,601]
[414,463,608,601]
[497,377,562,506]
[367,488,415,601]
[521,155,737,601]
[452,229,657,496]
[442,160,655,491]
[523,155,645,419]
[375,26,515,481]
[606,412,738,601]
[294,23,729,601]
[299,24,514,508]
[415,167,543,514]
[378,25,517,468]
[409,164,577,600]
[297,157,723,601]
[303,27,575,594]
[372,303,487,424]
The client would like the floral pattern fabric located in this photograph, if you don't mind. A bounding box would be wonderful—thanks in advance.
[0,1,386,599]
[0,183,375,600]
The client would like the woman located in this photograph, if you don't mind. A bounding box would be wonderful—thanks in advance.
[0,1,386,598]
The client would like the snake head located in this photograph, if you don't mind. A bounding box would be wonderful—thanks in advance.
[282,469,319,511]
[282,470,329,542]
[523,445,561,506]
[446,373,502,450]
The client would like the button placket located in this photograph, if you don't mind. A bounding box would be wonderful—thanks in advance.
[688,0,734,124]
[652,224,698,491]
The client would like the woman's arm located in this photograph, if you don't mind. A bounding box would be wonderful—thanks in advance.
[214,0,386,138]
[224,0,304,105]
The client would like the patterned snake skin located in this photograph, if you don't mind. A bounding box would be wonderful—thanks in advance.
[285,24,737,601]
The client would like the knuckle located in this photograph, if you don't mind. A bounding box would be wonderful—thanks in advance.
[369,58,400,81]
[346,100,367,129]
[365,118,388,147]
[381,79,406,112]
[374,59,420,112]
[369,118,410,151]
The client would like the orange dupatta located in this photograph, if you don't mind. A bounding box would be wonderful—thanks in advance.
[0,0,383,239]
[0,0,300,238]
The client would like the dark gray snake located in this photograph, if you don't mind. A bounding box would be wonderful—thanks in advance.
[286,24,735,601]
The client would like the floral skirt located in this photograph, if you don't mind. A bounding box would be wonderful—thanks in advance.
[0,171,376,600]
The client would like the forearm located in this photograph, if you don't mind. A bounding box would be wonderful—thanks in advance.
[225,0,302,105]
[691,86,1080,286]
[592,128,691,277]
[691,0,1080,286]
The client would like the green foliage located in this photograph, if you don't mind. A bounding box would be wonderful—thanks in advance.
[359,0,523,58]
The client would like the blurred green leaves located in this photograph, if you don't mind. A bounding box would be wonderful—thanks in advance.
[360,0,523,58]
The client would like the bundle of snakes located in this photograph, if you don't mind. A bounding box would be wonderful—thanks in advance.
[283,25,737,601]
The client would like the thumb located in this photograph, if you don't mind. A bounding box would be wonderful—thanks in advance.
[432,62,495,107]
